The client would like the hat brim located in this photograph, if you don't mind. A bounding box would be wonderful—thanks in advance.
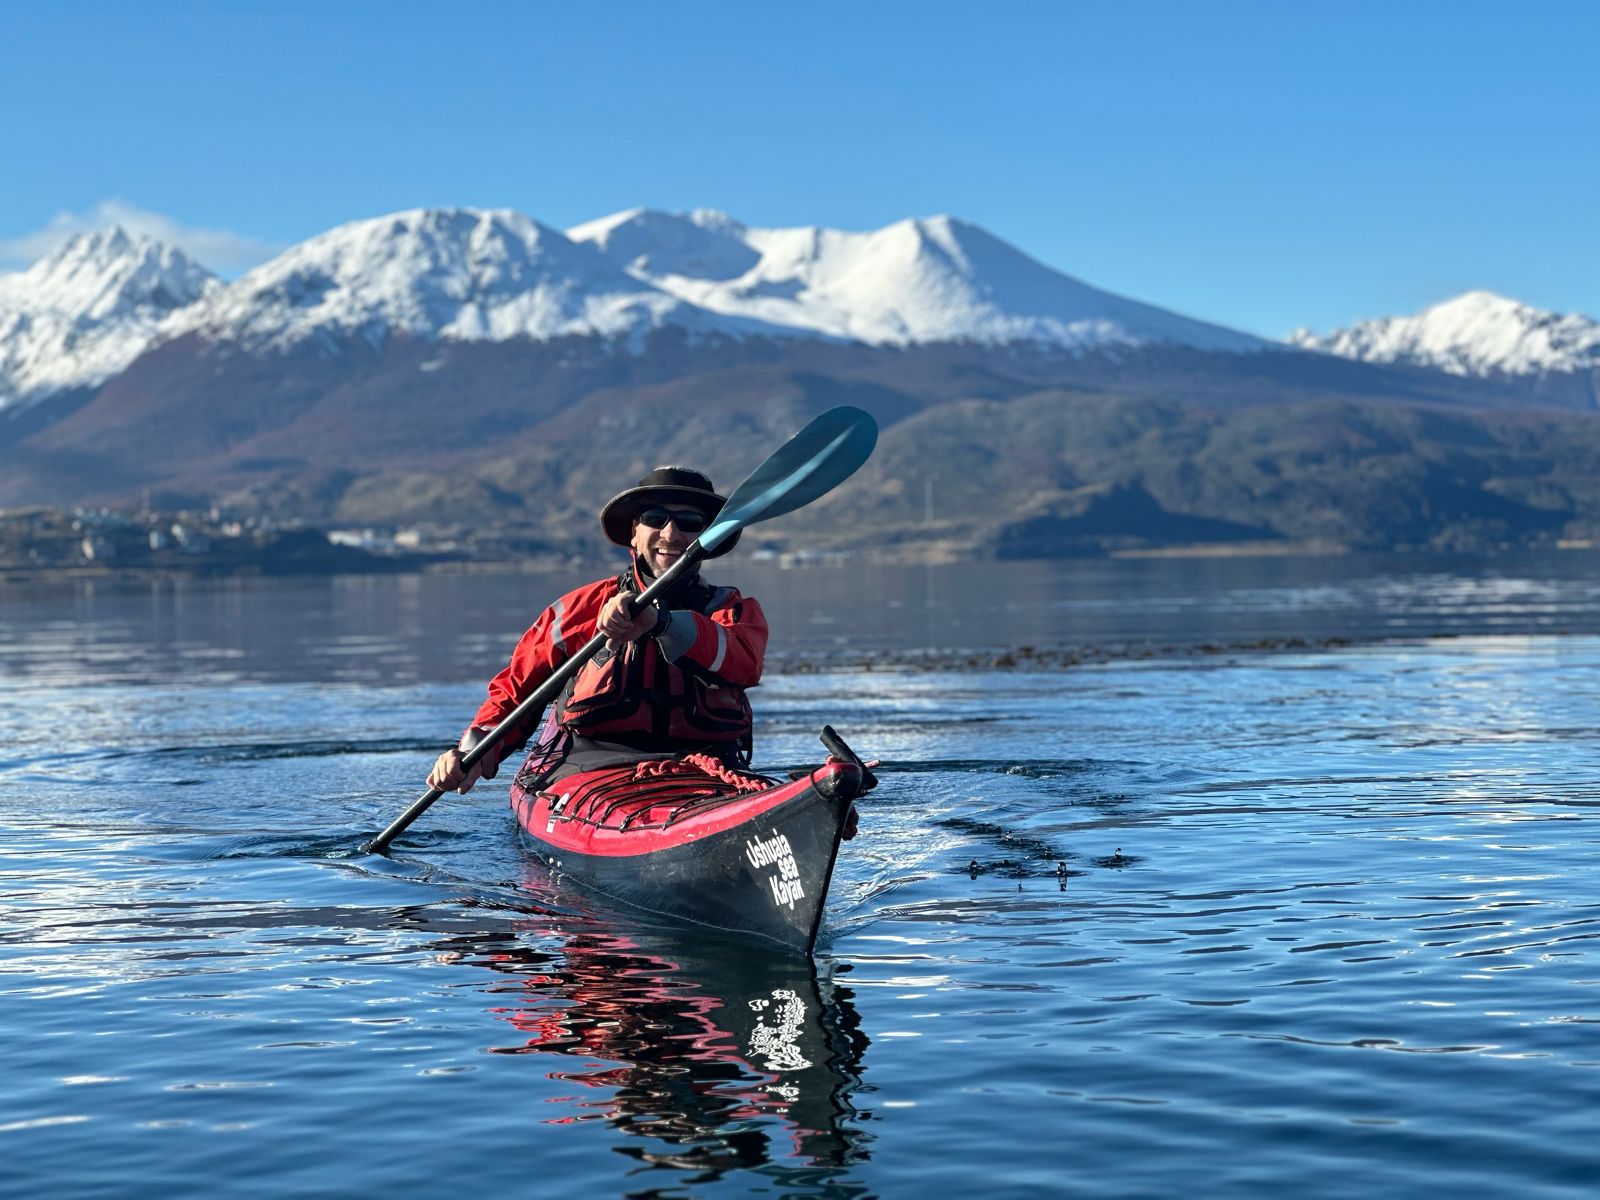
[600,484,740,558]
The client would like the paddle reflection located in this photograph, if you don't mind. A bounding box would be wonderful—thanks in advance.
[437,869,872,1178]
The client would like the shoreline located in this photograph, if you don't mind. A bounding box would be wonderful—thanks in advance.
[8,537,1599,584]
[766,628,1596,675]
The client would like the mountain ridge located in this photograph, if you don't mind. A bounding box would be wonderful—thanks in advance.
[0,228,218,409]
[1289,290,1600,385]
[569,208,1268,352]
[5,208,1600,561]
[1,205,1277,414]
[9,206,1599,420]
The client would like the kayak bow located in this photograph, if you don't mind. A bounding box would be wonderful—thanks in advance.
[511,728,875,954]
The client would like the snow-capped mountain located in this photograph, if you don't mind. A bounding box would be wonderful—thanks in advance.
[169,208,787,353]
[0,228,218,410]
[1288,291,1600,378]
[0,204,1274,413]
[569,208,1266,352]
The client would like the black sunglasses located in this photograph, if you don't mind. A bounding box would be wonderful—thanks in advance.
[636,507,709,534]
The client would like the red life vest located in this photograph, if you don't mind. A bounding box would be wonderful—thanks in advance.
[551,562,757,751]
[555,634,754,747]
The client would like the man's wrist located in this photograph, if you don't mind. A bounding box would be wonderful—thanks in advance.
[650,602,673,640]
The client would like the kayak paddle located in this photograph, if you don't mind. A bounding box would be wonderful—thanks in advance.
[364,405,878,854]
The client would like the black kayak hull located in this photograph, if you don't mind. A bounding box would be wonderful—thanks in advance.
[511,753,866,954]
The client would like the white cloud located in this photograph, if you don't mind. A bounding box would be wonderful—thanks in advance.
[0,200,279,274]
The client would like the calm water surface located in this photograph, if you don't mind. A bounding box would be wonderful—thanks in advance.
[4,555,1599,1198]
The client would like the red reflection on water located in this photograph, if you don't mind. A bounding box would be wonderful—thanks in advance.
[437,865,870,1174]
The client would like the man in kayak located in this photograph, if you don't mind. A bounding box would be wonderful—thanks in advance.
[426,466,767,795]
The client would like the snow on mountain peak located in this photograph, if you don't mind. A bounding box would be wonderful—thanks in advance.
[0,207,798,411]
[0,227,219,410]
[1,226,217,320]
[1287,291,1600,377]
[2,204,1274,413]
[173,206,728,349]
[573,209,1265,352]
[566,208,760,283]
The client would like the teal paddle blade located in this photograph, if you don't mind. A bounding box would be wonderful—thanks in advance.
[699,406,878,554]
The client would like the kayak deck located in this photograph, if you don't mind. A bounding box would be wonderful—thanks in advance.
[529,754,780,835]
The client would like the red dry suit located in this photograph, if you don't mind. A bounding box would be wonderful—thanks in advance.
[464,562,768,775]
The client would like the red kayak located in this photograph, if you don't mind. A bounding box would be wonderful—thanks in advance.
[511,727,875,954]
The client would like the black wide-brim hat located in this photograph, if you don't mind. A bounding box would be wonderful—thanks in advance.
[600,466,740,558]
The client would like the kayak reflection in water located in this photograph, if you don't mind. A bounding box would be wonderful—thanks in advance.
[428,466,769,795]
[436,884,872,1175]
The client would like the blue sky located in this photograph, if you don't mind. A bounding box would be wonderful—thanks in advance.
[3,1,1596,337]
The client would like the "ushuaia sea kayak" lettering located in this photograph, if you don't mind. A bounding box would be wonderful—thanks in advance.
[746,831,805,909]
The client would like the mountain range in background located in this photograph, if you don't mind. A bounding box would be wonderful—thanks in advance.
[3,206,1600,563]
[1289,291,1600,391]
